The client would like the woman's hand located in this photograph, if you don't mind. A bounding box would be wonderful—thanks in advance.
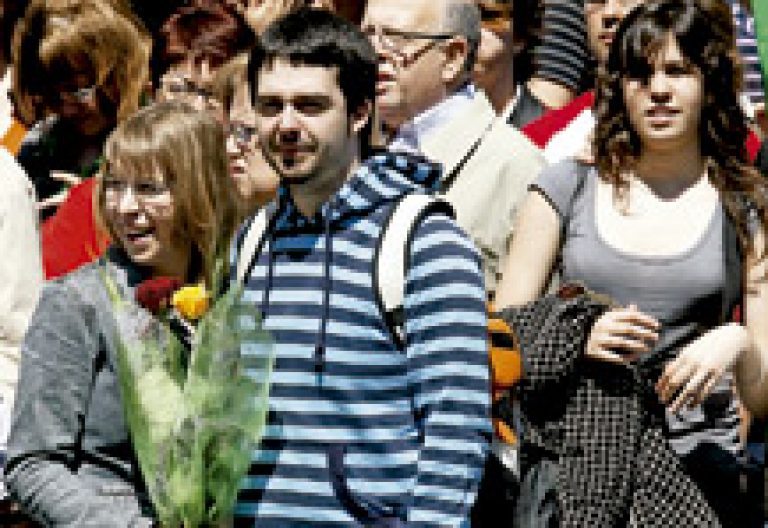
[584,304,659,364]
[656,324,750,413]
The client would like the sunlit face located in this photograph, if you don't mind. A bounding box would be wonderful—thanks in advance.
[362,0,449,129]
[225,82,279,210]
[622,34,703,153]
[474,0,513,93]
[253,59,367,187]
[585,0,645,64]
[102,164,190,277]
[156,58,221,115]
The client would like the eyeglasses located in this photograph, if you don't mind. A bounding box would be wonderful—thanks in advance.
[159,76,216,102]
[227,122,257,146]
[363,26,456,64]
[585,0,643,9]
[56,84,98,104]
[103,176,171,204]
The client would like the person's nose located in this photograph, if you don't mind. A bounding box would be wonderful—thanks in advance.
[648,71,672,102]
[365,26,392,63]
[226,131,240,157]
[116,186,141,214]
[602,0,624,25]
[276,106,301,142]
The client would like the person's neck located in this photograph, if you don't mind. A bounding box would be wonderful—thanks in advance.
[485,67,517,115]
[633,142,705,197]
[152,248,193,282]
[292,157,360,219]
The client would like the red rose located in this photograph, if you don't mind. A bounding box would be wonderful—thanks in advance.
[135,277,183,316]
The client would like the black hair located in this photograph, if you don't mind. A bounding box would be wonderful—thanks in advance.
[248,7,376,117]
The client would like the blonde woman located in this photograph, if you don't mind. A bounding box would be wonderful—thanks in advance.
[4,101,239,527]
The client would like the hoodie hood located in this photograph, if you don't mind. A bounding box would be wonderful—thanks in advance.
[270,150,443,234]
[258,151,443,377]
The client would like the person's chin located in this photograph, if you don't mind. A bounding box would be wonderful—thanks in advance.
[375,99,405,130]
[121,238,159,266]
[279,171,315,186]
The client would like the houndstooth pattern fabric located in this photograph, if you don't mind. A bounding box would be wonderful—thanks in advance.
[500,288,720,527]
[629,427,720,527]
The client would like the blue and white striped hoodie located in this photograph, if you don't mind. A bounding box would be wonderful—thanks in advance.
[231,152,491,527]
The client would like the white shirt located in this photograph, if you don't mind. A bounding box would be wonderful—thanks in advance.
[389,84,477,154]
[0,68,13,139]
[0,148,42,496]
[543,107,596,165]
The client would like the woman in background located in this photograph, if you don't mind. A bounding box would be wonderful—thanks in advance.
[12,0,149,217]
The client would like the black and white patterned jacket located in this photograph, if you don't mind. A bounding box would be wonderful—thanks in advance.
[499,286,721,527]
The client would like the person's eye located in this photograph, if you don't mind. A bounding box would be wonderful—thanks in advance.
[665,64,690,77]
[256,99,282,116]
[103,178,126,192]
[135,182,166,196]
[296,99,326,115]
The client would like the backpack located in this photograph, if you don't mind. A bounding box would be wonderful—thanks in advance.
[234,193,456,346]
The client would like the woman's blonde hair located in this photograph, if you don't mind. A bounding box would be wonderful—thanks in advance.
[12,0,150,125]
[212,52,249,114]
[96,101,240,285]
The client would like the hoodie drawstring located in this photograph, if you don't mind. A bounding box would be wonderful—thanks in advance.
[262,207,332,376]
[314,215,332,375]
[261,229,276,321]
[260,196,286,321]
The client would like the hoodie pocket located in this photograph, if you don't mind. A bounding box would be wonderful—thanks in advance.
[327,443,407,527]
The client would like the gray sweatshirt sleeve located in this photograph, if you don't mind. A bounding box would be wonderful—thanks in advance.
[4,277,152,527]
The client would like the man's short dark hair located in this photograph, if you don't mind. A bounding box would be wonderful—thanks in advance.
[248,7,376,115]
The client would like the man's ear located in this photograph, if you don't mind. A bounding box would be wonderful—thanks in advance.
[440,36,470,85]
[350,99,373,134]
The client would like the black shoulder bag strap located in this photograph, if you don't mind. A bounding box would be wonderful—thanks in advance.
[722,205,744,323]
[438,120,495,193]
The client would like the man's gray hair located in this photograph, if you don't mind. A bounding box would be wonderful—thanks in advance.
[442,0,481,75]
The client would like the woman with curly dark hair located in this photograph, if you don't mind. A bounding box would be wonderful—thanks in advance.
[496,0,768,525]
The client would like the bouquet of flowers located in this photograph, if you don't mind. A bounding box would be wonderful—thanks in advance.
[104,266,273,528]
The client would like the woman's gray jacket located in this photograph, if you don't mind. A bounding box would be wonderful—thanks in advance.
[3,250,154,527]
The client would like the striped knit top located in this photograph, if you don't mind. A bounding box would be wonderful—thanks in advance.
[231,152,491,527]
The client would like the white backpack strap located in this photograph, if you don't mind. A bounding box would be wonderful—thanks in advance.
[375,193,454,346]
[236,206,271,284]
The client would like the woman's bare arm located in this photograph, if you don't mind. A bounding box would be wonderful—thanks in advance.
[495,190,561,309]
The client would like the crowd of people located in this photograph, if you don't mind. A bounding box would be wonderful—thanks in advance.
[0,0,766,526]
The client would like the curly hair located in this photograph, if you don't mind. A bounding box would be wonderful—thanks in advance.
[594,0,768,259]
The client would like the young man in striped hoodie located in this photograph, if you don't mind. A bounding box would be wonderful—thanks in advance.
[231,8,491,527]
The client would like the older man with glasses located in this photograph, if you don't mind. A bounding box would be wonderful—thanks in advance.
[362,0,545,299]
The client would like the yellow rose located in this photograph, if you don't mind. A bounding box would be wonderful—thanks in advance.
[171,284,210,321]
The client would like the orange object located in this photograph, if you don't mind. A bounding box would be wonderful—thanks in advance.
[1,119,27,156]
[488,303,522,445]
